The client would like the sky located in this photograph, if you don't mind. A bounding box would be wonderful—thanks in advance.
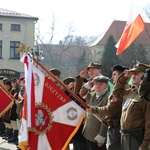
[1,0,150,44]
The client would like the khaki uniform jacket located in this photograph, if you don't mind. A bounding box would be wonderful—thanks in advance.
[92,94,122,120]
[113,73,150,150]
[83,89,109,143]
[138,80,150,102]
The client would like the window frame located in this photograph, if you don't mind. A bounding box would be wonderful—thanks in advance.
[10,41,20,59]
[0,24,2,30]
[0,41,2,58]
[11,24,21,31]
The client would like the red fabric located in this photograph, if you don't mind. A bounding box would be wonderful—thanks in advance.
[0,87,13,115]
[28,76,77,150]
[116,6,145,55]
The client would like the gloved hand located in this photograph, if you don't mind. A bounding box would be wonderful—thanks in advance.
[142,68,150,81]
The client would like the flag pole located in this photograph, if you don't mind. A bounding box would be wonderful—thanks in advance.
[32,56,90,109]
[32,56,108,127]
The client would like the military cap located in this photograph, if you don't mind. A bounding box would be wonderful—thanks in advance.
[0,76,4,80]
[2,78,9,83]
[49,68,61,76]
[112,65,129,73]
[93,76,109,84]
[4,80,12,86]
[87,62,102,70]
[129,63,150,73]
[63,77,75,85]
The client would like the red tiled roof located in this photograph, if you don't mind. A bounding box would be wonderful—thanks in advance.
[91,20,150,46]
[0,8,38,20]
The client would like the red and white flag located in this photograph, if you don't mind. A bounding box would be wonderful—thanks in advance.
[19,54,85,150]
[18,55,35,150]
[115,4,145,55]
[0,85,14,117]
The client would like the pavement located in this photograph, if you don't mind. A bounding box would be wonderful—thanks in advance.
[0,137,17,150]
[0,137,73,150]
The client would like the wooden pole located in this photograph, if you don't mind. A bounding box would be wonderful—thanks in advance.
[32,56,90,109]
[32,55,107,127]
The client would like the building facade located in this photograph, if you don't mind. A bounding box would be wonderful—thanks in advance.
[0,8,38,78]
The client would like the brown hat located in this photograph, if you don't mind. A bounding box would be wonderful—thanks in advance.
[129,63,150,73]
[63,77,75,85]
[87,62,102,70]
[49,68,61,76]
[93,76,109,84]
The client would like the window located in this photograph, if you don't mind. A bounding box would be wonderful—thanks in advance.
[11,24,20,31]
[10,41,20,59]
[0,24,2,30]
[0,41,2,58]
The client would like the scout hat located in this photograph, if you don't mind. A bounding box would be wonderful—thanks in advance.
[49,68,61,76]
[87,62,102,70]
[112,65,129,73]
[63,77,75,85]
[93,76,109,84]
[129,63,150,73]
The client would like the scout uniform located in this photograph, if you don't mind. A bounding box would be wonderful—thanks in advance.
[113,63,150,150]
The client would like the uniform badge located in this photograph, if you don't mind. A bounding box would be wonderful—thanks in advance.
[111,97,119,104]
[30,103,53,135]
[67,107,77,120]
[122,98,131,111]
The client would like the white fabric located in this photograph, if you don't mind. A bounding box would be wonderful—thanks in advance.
[53,101,85,126]
[83,81,92,89]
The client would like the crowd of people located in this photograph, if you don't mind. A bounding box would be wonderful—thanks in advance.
[0,61,150,150]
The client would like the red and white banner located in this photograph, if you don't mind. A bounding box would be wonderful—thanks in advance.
[115,4,145,55]
[18,55,35,150]
[0,85,14,117]
[19,54,85,150]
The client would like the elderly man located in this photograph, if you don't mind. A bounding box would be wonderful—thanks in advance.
[112,62,150,150]
[82,76,110,150]
[87,65,129,150]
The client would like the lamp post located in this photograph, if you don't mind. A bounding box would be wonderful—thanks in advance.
[31,44,44,62]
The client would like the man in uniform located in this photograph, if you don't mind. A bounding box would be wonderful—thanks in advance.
[112,62,150,150]
[87,65,129,150]
[82,76,110,150]
[74,61,102,96]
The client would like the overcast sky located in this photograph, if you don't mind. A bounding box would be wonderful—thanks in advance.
[1,0,150,43]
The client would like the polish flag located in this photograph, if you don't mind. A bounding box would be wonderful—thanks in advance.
[115,4,145,55]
